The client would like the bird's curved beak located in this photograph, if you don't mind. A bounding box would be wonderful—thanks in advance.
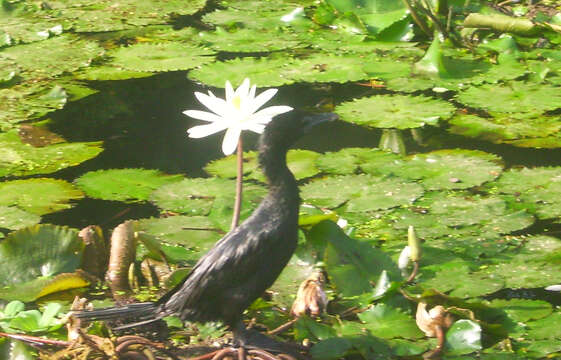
[302,112,338,133]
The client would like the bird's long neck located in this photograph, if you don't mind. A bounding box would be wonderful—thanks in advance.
[258,145,299,206]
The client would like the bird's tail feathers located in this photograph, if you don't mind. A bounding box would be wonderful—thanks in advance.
[72,302,160,327]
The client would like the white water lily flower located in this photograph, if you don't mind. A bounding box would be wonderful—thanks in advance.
[183,78,293,155]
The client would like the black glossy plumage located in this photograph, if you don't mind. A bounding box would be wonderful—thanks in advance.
[74,112,336,340]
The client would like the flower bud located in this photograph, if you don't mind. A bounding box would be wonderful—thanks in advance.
[408,225,421,262]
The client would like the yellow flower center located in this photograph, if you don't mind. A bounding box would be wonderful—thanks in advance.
[232,95,242,110]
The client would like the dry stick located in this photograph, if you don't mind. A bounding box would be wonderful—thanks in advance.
[231,137,244,229]
[0,332,70,347]
[268,319,298,336]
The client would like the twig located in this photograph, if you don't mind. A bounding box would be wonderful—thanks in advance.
[267,319,297,336]
[0,332,70,347]
[231,137,244,229]
[406,261,420,283]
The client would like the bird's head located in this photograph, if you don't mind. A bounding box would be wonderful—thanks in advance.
[259,111,338,153]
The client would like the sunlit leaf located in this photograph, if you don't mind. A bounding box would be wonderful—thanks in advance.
[445,320,482,355]
[336,94,455,129]
[75,168,183,203]
[0,179,83,215]
[109,43,214,72]
[0,130,103,177]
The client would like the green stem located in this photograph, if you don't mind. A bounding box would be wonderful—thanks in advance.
[231,137,243,229]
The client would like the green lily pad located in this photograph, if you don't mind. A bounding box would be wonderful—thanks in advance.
[366,149,503,190]
[0,130,103,177]
[150,178,266,225]
[490,167,561,219]
[481,235,561,289]
[136,216,223,264]
[335,94,455,129]
[198,27,303,53]
[0,83,69,130]
[301,174,423,212]
[445,320,482,355]
[310,221,399,297]
[205,150,320,181]
[457,82,561,116]
[421,262,505,298]
[108,43,214,72]
[0,34,103,79]
[0,206,41,231]
[526,312,561,340]
[189,56,296,88]
[0,179,83,215]
[75,168,183,203]
[488,299,552,323]
[448,113,561,148]
[75,66,154,81]
[47,0,207,33]
[282,53,373,84]
[315,147,401,176]
[358,304,424,340]
[0,224,84,301]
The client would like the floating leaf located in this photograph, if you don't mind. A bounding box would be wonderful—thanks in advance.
[448,113,561,148]
[336,94,455,129]
[0,179,83,215]
[0,83,69,130]
[0,224,84,300]
[366,149,503,190]
[457,82,561,116]
[315,147,401,176]
[205,150,320,181]
[0,34,103,78]
[0,206,41,231]
[136,216,223,264]
[0,130,103,177]
[109,43,214,72]
[150,178,266,222]
[526,312,561,340]
[488,299,552,323]
[198,27,303,53]
[490,167,561,219]
[189,57,296,87]
[481,236,561,289]
[311,221,399,296]
[48,0,207,32]
[75,168,183,203]
[301,174,423,211]
[445,320,482,355]
[358,304,424,340]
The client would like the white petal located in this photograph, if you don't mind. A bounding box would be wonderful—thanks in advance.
[235,78,251,99]
[250,88,278,113]
[222,127,242,155]
[398,246,411,270]
[195,92,229,117]
[253,105,293,120]
[545,284,561,292]
[187,122,227,138]
[225,81,234,103]
[244,123,266,133]
[183,110,224,122]
[248,84,257,100]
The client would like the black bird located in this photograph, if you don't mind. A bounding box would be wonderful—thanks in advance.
[74,111,336,349]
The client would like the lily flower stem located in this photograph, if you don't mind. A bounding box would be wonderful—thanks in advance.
[231,137,243,229]
[406,261,419,283]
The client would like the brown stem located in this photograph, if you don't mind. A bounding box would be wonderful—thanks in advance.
[407,261,420,283]
[231,137,243,230]
[401,0,431,36]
